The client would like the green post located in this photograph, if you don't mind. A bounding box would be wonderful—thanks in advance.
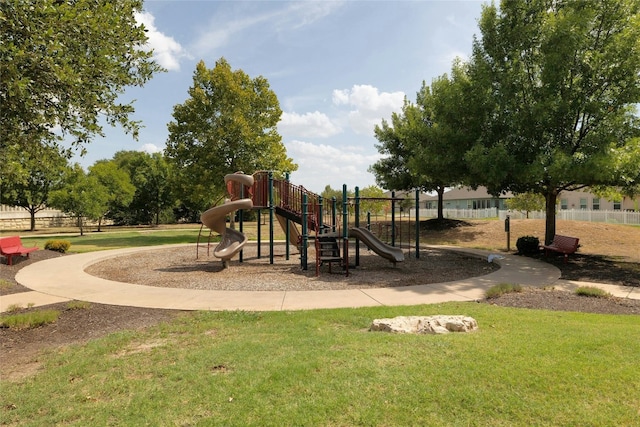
[342,184,349,276]
[285,172,290,261]
[332,196,337,233]
[318,196,324,235]
[354,186,360,267]
[239,183,244,263]
[269,171,274,265]
[391,191,396,246]
[415,189,420,259]
[301,193,308,270]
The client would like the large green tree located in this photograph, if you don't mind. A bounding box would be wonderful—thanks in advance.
[111,151,174,226]
[465,0,640,243]
[88,160,135,230]
[370,63,475,220]
[165,58,297,213]
[0,144,68,231]
[50,164,110,236]
[0,0,163,165]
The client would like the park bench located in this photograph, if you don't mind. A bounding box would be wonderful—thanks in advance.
[541,234,579,263]
[0,236,38,266]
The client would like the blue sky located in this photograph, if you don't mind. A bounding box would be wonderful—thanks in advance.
[77,0,485,194]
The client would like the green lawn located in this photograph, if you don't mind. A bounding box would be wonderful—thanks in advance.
[18,229,204,253]
[2,304,639,426]
[3,229,639,425]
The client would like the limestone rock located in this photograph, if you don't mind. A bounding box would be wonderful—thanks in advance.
[370,315,478,334]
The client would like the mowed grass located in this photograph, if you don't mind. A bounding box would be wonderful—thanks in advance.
[2,304,639,426]
[18,229,203,253]
[14,223,290,253]
[3,221,640,425]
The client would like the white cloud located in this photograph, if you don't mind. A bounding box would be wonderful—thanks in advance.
[286,140,382,192]
[136,11,189,71]
[332,85,405,136]
[279,112,341,138]
[140,143,162,154]
[192,2,344,56]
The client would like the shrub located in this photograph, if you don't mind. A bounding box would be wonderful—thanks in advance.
[575,286,611,298]
[0,309,60,329]
[516,235,540,255]
[44,239,71,253]
[486,283,523,299]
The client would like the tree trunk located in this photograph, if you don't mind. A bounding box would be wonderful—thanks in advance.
[436,187,445,220]
[30,210,36,231]
[78,215,84,236]
[544,190,558,245]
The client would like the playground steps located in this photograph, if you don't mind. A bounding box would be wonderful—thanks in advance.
[316,234,342,273]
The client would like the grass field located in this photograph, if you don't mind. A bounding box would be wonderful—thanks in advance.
[2,303,640,426]
[2,219,639,426]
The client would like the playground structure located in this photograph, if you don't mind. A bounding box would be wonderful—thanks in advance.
[199,171,420,276]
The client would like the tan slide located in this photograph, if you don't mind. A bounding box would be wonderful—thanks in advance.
[349,227,404,264]
[200,173,255,264]
[276,213,303,248]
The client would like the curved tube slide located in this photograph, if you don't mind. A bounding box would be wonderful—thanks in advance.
[200,173,255,262]
[349,227,405,264]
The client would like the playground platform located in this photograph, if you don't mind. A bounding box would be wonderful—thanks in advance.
[3,244,639,312]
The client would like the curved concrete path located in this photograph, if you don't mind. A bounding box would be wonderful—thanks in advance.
[5,244,638,312]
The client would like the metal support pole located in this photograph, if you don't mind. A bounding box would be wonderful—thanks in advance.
[257,209,262,259]
[342,184,349,276]
[332,197,337,233]
[391,191,396,247]
[285,172,290,261]
[239,184,244,263]
[268,171,274,265]
[318,196,324,234]
[354,186,360,267]
[415,189,420,259]
[301,193,308,270]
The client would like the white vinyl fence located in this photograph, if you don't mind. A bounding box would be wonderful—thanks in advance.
[413,208,499,220]
[412,207,640,225]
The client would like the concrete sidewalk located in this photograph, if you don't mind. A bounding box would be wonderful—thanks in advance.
[3,245,639,313]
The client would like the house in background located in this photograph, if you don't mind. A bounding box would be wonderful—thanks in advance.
[420,187,512,210]
[419,187,639,211]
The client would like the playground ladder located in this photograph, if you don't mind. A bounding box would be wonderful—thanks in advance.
[316,234,342,274]
[196,224,215,259]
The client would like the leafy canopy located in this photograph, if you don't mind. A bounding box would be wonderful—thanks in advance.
[165,58,297,211]
[0,0,163,156]
[465,0,640,242]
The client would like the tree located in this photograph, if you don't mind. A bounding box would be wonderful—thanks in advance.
[370,63,476,220]
[50,164,109,236]
[358,185,387,218]
[0,0,163,158]
[506,193,545,218]
[165,58,297,213]
[88,160,135,230]
[0,144,68,231]
[111,151,174,226]
[465,0,640,244]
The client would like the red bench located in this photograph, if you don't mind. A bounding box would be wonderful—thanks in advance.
[0,236,38,266]
[542,234,579,263]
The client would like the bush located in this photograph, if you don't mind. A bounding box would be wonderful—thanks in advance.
[575,286,611,298]
[485,283,523,299]
[44,239,71,253]
[516,235,540,255]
